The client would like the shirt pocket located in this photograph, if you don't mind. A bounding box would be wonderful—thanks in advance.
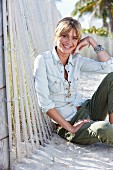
[72,75,79,90]
[47,75,61,93]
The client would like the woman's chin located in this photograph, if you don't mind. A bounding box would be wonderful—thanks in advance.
[62,49,73,55]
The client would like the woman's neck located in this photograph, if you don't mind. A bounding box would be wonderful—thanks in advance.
[56,47,70,66]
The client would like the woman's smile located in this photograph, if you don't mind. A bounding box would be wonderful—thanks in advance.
[56,29,78,59]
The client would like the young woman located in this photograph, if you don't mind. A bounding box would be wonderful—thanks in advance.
[34,17,113,145]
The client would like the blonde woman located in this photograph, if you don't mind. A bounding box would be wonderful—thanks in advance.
[34,17,113,145]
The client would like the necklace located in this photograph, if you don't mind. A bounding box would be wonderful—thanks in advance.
[67,81,71,97]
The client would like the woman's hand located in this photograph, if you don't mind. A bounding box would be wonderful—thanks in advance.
[76,36,91,51]
[72,36,98,55]
[70,119,90,134]
[47,108,90,134]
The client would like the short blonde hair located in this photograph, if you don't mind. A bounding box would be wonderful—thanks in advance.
[54,17,82,43]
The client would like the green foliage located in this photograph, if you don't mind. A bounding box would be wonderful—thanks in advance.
[82,26,113,36]
[72,0,99,16]
[72,0,113,33]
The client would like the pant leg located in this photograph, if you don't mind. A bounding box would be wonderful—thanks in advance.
[57,105,90,141]
[86,72,113,121]
[57,105,113,146]
[71,120,113,145]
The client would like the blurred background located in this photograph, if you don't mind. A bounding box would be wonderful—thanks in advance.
[54,0,113,36]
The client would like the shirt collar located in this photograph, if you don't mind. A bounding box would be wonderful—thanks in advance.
[68,54,74,66]
[52,47,61,65]
[52,47,74,66]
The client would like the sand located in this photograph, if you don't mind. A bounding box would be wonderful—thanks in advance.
[13,133,113,170]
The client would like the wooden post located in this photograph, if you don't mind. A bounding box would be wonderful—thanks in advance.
[0,0,9,169]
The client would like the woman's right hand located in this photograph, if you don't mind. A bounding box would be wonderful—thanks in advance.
[70,119,90,134]
[47,108,90,134]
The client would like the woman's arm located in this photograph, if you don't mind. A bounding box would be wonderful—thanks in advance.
[76,36,110,62]
[47,108,90,134]
[88,36,110,62]
[109,113,113,124]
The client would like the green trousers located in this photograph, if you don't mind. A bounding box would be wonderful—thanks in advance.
[57,72,113,146]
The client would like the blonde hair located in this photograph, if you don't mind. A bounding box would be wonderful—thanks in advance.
[54,17,82,43]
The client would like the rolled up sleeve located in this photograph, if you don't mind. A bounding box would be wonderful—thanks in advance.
[80,56,113,73]
[34,55,55,114]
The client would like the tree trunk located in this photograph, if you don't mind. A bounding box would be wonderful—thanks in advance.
[107,6,113,33]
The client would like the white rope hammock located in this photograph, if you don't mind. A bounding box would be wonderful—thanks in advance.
[3,0,61,167]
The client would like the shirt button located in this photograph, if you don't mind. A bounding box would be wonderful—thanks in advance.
[67,102,70,104]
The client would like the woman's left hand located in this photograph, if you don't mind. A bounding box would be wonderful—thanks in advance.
[72,36,98,55]
[76,36,90,51]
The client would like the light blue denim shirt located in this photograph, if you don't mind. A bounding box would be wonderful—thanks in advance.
[34,48,113,121]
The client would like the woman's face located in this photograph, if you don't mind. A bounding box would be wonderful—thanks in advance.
[56,29,78,56]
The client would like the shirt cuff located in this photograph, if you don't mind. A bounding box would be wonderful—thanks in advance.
[106,57,113,64]
[101,57,113,68]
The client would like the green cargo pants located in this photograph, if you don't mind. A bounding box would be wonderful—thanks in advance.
[57,72,113,146]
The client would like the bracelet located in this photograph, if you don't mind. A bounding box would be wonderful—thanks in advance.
[94,45,104,53]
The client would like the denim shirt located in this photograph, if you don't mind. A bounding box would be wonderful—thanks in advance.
[34,48,113,121]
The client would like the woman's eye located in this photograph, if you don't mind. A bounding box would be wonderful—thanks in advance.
[62,34,67,38]
[73,37,78,40]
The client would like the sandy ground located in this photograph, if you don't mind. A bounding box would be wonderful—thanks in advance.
[13,72,113,170]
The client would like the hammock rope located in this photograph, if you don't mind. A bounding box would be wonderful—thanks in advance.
[3,0,61,167]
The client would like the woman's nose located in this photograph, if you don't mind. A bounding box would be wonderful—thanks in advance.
[67,36,72,42]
